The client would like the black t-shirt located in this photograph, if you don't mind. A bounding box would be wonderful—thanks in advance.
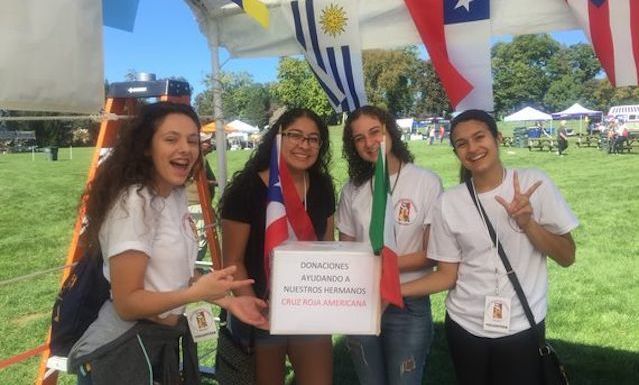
[221,171,335,299]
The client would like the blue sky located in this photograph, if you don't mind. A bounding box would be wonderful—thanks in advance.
[104,0,588,99]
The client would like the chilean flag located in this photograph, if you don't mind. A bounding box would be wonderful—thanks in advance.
[264,135,317,286]
[566,0,639,87]
[404,0,493,111]
[369,144,403,309]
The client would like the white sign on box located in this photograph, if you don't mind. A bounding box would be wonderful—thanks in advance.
[270,241,381,335]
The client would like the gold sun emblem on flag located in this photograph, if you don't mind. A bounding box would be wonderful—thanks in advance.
[319,3,348,38]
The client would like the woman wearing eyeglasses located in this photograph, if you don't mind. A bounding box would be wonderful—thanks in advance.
[337,105,442,385]
[220,108,335,384]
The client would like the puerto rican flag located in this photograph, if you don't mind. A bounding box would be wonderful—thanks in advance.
[566,0,639,87]
[404,0,493,111]
[264,135,317,285]
[283,0,367,112]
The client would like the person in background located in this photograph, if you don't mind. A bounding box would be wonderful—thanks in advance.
[338,105,442,385]
[68,102,267,384]
[613,119,628,154]
[428,125,436,145]
[402,109,578,385]
[220,108,335,385]
[607,120,618,154]
[186,132,218,260]
[557,120,569,156]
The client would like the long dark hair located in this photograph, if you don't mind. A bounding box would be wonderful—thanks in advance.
[342,105,414,187]
[83,102,202,254]
[220,108,332,212]
[449,109,499,183]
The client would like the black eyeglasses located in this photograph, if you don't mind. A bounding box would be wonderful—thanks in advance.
[282,131,322,148]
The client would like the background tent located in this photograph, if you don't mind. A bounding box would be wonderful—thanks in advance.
[504,106,553,122]
[552,103,602,119]
[226,119,259,133]
[187,0,580,58]
[552,103,602,135]
[201,121,237,133]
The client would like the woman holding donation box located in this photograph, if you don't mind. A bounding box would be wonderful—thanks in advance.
[402,109,578,385]
[68,102,267,384]
[337,105,442,385]
[220,108,335,384]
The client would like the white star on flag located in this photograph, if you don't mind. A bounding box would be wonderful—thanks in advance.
[455,0,473,11]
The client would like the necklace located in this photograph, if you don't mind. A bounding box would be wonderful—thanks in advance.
[370,161,402,196]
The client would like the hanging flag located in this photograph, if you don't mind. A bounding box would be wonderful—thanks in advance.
[264,135,317,285]
[102,0,140,32]
[566,0,639,87]
[404,0,493,111]
[229,0,270,29]
[283,0,368,112]
[369,144,404,309]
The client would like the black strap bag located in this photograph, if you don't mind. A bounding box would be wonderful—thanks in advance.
[215,310,256,385]
[465,178,569,385]
[50,250,110,356]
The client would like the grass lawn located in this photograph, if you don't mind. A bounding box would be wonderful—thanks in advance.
[1,127,638,384]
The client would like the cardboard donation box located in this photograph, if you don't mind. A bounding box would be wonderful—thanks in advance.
[270,241,381,335]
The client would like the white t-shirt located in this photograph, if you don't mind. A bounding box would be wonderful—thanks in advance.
[99,185,198,317]
[428,168,579,338]
[337,163,443,283]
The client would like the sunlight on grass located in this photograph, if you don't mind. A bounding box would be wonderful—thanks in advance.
[1,130,638,384]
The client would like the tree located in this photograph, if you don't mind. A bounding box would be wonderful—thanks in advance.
[492,35,561,115]
[413,60,451,117]
[195,71,271,127]
[362,47,423,116]
[272,57,334,119]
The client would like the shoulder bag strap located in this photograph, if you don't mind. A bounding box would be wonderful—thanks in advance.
[464,178,544,349]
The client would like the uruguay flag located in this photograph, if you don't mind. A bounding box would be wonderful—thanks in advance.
[283,0,368,113]
[264,135,317,285]
[566,0,639,87]
[404,0,493,111]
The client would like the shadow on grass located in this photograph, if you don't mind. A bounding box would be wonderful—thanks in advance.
[332,322,639,385]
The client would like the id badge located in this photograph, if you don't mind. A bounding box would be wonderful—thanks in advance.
[483,295,511,333]
[186,303,217,343]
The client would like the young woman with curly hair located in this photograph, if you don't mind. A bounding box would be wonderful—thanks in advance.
[68,101,267,384]
[338,105,442,385]
[220,108,335,385]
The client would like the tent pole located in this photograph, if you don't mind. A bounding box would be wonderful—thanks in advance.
[209,21,227,192]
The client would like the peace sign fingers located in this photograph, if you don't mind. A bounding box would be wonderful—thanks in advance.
[495,171,543,230]
[523,180,542,198]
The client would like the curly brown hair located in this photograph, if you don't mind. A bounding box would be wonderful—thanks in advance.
[220,108,333,214]
[82,102,201,255]
[342,105,414,187]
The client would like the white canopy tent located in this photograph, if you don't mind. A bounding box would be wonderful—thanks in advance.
[553,103,602,135]
[227,119,259,133]
[504,106,553,122]
[186,0,580,58]
[554,103,601,116]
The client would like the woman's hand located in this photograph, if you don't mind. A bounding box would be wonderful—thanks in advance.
[189,265,254,302]
[495,171,542,231]
[216,296,269,329]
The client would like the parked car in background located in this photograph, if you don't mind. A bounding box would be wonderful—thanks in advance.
[608,104,639,139]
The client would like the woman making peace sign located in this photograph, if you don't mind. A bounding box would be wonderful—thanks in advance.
[402,109,579,385]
